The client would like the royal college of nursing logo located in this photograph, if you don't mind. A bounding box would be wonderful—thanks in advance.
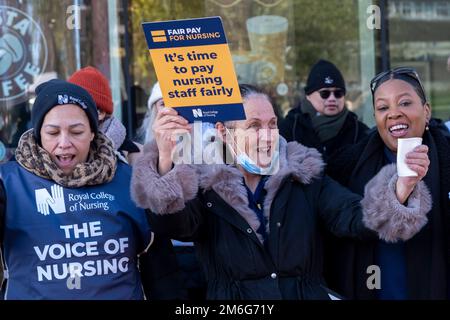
[0,5,47,103]
[35,184,67,215]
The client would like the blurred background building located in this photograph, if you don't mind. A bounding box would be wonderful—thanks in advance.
[0,0,449,163]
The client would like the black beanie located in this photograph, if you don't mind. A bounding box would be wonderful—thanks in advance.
[304,59,346,95]
[32,79,98,142]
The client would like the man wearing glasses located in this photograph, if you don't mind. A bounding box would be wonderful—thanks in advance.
[280,59,369,161]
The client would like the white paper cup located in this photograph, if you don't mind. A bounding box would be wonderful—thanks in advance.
[397,137,422,177]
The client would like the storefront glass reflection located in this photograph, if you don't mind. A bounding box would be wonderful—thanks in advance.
[0,1,48,161]
[130,0,369,131]
[0,0,121,162]
[1,0,449,161]
[388,0,450,121]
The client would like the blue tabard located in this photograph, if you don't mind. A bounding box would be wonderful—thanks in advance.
[0,161,151,300]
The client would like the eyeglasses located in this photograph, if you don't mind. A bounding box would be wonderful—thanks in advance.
[370,67,426,100]
[318,89,345,99]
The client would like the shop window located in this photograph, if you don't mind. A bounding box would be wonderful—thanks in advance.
[436,2,449,18]
[0,0,124,161]
[130,0,371,139]
[389,0,450,121]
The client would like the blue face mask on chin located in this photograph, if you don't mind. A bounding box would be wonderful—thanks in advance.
[236,151,279,175]
[225,127,279,175]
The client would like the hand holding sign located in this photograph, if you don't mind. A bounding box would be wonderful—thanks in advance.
[142,17,245,123]
[153,107,191,175]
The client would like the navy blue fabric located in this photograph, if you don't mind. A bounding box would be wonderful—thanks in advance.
[0,161,151,300]
[32,79,98,142]
[244,176,268,241]
[376,147,407,300]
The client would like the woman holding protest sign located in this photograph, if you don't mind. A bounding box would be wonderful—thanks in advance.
[131,84,432,299]
[0,79,181,300]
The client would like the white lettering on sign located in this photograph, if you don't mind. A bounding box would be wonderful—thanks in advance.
[33,220,134,284]
[167,27,201,36]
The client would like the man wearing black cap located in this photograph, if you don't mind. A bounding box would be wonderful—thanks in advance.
[279,59,370,161]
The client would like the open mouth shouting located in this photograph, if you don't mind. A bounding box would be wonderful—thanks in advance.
[55,154,76,169]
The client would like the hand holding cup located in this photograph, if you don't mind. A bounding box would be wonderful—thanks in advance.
[395,138,429,203]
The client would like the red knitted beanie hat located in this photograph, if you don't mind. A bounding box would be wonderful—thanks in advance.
[68,66,113,114]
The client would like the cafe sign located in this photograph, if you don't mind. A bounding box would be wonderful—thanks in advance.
[0,5,47,103]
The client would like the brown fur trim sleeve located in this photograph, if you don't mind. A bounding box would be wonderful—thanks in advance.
[361,164,432,242]
[131,141,199,214]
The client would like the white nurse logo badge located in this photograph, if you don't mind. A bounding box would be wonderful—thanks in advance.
[0,5,48,103]
[35,184,67,215]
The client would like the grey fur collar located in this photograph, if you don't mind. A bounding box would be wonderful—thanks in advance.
[198,138,325,241]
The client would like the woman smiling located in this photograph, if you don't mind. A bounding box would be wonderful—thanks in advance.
[325,67,450,299]
[131,84,433,300]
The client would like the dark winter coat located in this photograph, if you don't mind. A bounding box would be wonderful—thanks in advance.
[131,139,432,300]
[279,103,370,161]
[325,127,450,299]
[119,138,141,154]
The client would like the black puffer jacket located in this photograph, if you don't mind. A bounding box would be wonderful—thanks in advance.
[131,139,432,300]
